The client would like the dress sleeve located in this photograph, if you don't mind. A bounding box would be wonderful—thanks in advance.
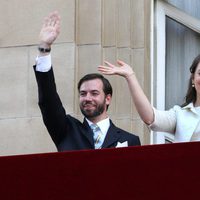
[148,107,177,134]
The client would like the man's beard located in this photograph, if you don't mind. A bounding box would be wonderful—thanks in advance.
[80,100,106,119]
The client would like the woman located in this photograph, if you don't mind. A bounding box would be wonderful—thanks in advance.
[98,55,200,142]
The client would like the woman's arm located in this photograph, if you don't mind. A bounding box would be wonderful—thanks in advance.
[98,60,154,125]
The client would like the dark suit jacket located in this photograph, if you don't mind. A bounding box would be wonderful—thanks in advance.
[34,66,141,151]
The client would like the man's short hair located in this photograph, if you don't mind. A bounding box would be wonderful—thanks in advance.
[77,73,113,97]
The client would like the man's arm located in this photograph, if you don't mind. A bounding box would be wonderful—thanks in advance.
[34,12,68,148]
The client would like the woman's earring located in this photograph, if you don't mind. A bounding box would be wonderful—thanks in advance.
[192,83,195,87]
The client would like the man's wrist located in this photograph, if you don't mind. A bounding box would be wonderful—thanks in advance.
[38,43,51,56]
[38,46,51,53]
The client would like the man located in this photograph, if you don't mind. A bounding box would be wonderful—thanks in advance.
[34,11,140,151]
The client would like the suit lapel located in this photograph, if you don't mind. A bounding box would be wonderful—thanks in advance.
[102,121,121,148]
[81,119,121,149]
[82,119,94,146]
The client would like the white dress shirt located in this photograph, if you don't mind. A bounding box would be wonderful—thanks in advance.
[86,117,110,145]
[35,54,51,72]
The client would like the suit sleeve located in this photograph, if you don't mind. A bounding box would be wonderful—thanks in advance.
[33,66,68,146]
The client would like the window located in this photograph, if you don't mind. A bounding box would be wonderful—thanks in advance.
[153,0,200,144]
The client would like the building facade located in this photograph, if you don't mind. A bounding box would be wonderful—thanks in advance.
[1,0,199,156]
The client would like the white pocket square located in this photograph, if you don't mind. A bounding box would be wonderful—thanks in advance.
[116,141,128,148]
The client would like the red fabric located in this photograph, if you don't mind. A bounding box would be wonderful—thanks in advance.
[0,142,200,200]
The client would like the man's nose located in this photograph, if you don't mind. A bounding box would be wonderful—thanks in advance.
[84,93,93,100]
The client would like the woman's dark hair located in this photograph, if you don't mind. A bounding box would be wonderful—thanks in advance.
[182,54,200,107]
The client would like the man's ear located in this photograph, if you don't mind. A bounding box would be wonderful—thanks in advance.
[105,94,112,106]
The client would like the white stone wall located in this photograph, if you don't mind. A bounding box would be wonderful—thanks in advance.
[0,0,151,156]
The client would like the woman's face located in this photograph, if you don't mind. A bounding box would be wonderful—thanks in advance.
[193,62,200,94]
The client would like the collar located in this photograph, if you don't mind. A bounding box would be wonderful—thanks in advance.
[86,118,110,135]
[183,102,194,109]
[182,102,198,115]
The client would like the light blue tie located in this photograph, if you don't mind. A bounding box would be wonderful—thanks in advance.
[90,124,103,149]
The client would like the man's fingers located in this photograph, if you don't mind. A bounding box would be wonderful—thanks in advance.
[43,11,60,27]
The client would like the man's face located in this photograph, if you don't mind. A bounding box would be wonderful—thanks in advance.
[79,79,111,120]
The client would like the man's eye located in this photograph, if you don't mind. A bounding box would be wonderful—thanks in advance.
[80,92,86,96]
[92,92,99,96]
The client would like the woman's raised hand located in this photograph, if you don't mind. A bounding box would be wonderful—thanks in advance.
[98,60,134,79]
